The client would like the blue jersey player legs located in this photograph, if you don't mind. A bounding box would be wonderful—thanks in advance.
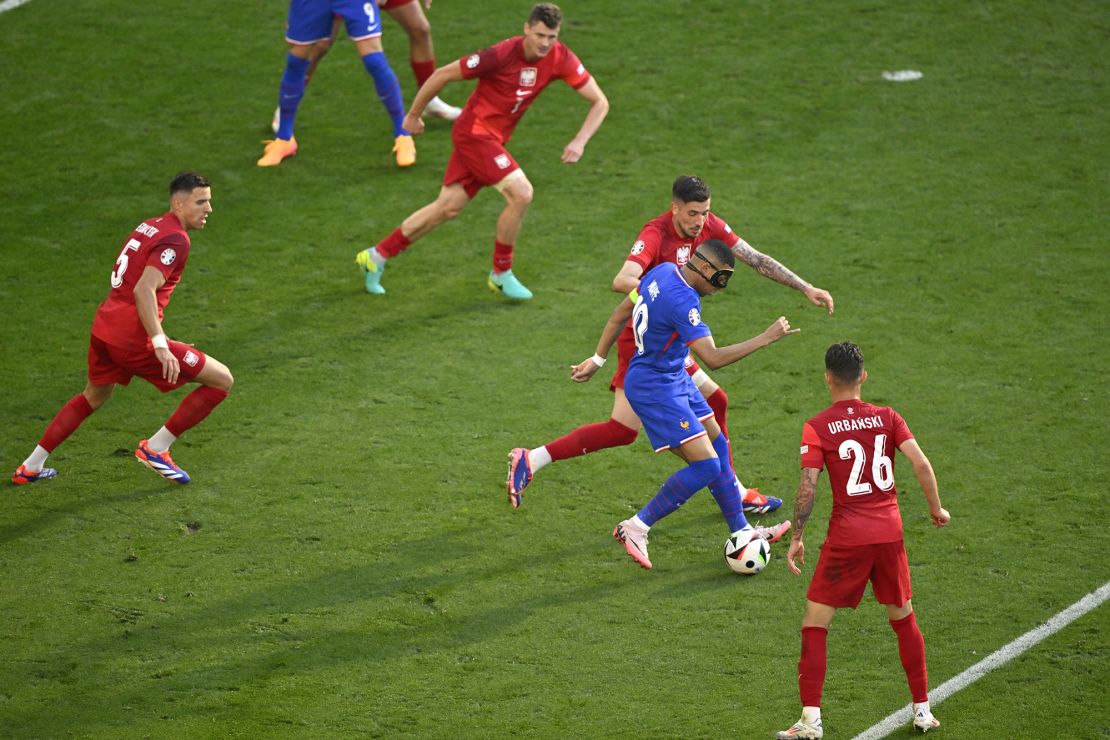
[259,0,414,168]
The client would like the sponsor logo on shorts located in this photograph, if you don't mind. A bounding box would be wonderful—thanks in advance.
[630,240,645,255]
[519,67,537,86]
[801,445,809,454]
[466,54,480,69]
[184,351,199,367]
[676,245,691,266]
[688,308,701,326]
[494,153,511,170]
[576,63,585,76]
[160,248,176,265]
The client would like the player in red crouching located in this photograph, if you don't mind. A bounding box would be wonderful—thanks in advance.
[776,342,950,739]
[355,3,609,299]
[507,176,835,513]
[11,173,233,487]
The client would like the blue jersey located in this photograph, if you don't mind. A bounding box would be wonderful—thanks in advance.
[624,263,715,452]
[629,263,711,375]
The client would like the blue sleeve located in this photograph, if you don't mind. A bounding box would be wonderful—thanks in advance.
[666,284,711,346]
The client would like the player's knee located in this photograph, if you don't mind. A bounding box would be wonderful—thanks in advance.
[438,201,464,221]
[406,17,431,41]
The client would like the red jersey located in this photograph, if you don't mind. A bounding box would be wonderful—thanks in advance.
[90,212,190,351]
[800,400,915,546]
[626,211,740,272]
[455,36,591,144]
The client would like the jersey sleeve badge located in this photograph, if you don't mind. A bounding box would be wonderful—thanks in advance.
[688,308,701,326]
[466,54,480,69]
[160,248,177,265]
[630,240,645,255]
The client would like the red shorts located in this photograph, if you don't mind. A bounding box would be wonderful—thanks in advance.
[87,334,208,393]
[444,134,520,198]
[609,325,702,392]
[378,0,415,8]
[807,540,913,609]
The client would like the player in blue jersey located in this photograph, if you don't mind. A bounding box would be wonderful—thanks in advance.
[259,0,415,168]
[572,239,798,569]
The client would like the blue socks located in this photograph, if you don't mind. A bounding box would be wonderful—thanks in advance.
[361,51,407,136]
[708,433,749,532]
[276,53,311,141]
[637,457,720,527]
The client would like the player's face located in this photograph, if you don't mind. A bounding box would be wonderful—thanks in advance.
[672,199,711,240]
[522,21,560,60]
[175,187,213,231]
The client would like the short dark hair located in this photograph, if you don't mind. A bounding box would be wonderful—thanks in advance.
[529,3,562,28]
[170,171,210,197]
[825,341,865,384]
[697,239,735,268]
[672,175,711,204]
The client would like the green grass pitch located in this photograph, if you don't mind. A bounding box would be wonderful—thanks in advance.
[1,0,1107,737]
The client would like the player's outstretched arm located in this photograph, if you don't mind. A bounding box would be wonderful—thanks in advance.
[611,259,644,295]
[570,296,633,382]
[898,439,950,527]
[404,62,465,134]
[134,266,180,384]
[688,316,799,371]
[730,237,835,314]
[562,78,609,163]
[787,467,822,575]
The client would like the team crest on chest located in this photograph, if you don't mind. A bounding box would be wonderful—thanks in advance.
[519,67,538,87]
[676,245,691,266]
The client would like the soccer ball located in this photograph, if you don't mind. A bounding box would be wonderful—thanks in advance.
[724,534,771,575]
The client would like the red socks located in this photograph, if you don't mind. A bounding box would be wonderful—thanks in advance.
[704,388,735,468]
[39,393,95,452]
[798,626,828,708]
[377,228,413,259]
[546,419,638,462]
[891,612,930,703]
[493,241,514,273]
[165,387,229,437]
[411,59,436,89]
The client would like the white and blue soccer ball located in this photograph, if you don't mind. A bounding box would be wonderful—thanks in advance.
[724,534,771,575]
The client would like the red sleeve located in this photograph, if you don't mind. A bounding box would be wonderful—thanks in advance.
[558,45,591,89]
[800,422,825,469]
[627,222,663,270]
[706,213,741,248]
[145,232,189,280]
[890,409,915,447]
[458,40,509,81]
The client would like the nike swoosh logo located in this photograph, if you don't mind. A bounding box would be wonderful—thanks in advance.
[515,89,533,97]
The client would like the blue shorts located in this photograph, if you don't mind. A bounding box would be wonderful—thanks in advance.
[286,0,383,44]
[625,365,714,452]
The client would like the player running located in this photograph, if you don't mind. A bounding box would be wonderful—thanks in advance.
[11,173,233,487]
[776,342,950,739]
[573,240,796,569]
[355,3,609,299]
[507,176,835,513]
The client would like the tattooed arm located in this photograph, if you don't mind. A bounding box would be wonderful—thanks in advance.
[787,467,822,575]
[731,237,835,314]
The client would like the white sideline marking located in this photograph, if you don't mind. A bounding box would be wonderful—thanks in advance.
[854,581,1110,740]
[0,0,33,12]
